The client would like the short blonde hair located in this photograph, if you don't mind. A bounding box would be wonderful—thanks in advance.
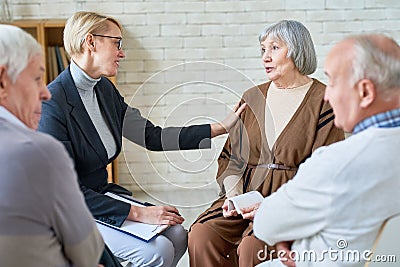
[64,11,122,57]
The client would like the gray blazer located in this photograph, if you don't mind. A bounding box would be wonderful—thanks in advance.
[0,113,103,267]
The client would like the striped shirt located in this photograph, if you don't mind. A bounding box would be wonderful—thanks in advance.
[353,108,400,134]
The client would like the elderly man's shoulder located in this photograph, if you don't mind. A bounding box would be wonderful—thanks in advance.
[31,130,68,155]
[2,121,70,167]
[312,126,400,168]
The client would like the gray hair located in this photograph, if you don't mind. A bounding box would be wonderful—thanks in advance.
[0,24,42,83]
[259,20,317,75]
[350,35,400,93]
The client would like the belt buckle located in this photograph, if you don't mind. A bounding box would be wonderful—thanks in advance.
[267,163,289,170]
[267,163,278,169]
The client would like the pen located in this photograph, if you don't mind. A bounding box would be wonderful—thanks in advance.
[172,211,182,217]
[143,201,181,216]
[144,202,154,207]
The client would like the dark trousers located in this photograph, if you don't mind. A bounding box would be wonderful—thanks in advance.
[99,244,123,267]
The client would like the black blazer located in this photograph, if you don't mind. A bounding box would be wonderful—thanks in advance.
[38,67,211,226]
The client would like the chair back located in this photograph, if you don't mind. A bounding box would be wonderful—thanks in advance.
[365,215,400,267]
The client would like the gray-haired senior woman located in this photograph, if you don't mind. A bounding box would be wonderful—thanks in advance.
[188,20,344,267]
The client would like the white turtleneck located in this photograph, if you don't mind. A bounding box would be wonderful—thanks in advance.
[70,60,117,159]
[224,81,313,198]
[265,81,312,150]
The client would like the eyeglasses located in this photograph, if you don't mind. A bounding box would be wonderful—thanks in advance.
[92,34,122,50]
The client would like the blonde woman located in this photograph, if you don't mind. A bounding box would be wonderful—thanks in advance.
[38,11,244,267]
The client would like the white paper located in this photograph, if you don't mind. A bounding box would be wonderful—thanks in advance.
[227,191,264,214]
[95,192,169,242]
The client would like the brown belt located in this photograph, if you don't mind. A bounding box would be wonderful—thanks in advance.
[247,163,297,171]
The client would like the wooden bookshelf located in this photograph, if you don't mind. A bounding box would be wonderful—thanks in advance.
[11,19,118,184]
[10,19,64,84]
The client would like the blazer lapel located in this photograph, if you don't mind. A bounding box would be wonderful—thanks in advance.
[60,68,108,165]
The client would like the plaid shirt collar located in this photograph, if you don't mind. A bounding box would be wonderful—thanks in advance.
[353,108,400,135]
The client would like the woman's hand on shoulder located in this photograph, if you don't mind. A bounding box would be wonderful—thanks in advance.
[128,205,184,225]
[210,101,247,137]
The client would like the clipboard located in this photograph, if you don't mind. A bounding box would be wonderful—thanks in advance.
[95,192,169,242]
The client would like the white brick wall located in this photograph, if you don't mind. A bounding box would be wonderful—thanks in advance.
[8,0,400,197]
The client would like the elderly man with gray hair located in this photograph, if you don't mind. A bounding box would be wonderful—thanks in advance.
[254,34,400,267]
[0,24,103,267]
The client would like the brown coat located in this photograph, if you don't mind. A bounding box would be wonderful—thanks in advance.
[191,79,344,244]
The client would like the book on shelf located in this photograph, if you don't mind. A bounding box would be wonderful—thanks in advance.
[95,192,169,242]
[47,46,56,81]
[227,191,264,215]
[47,46,70,82]
[59,46,70,69]
[54,45,64,73]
